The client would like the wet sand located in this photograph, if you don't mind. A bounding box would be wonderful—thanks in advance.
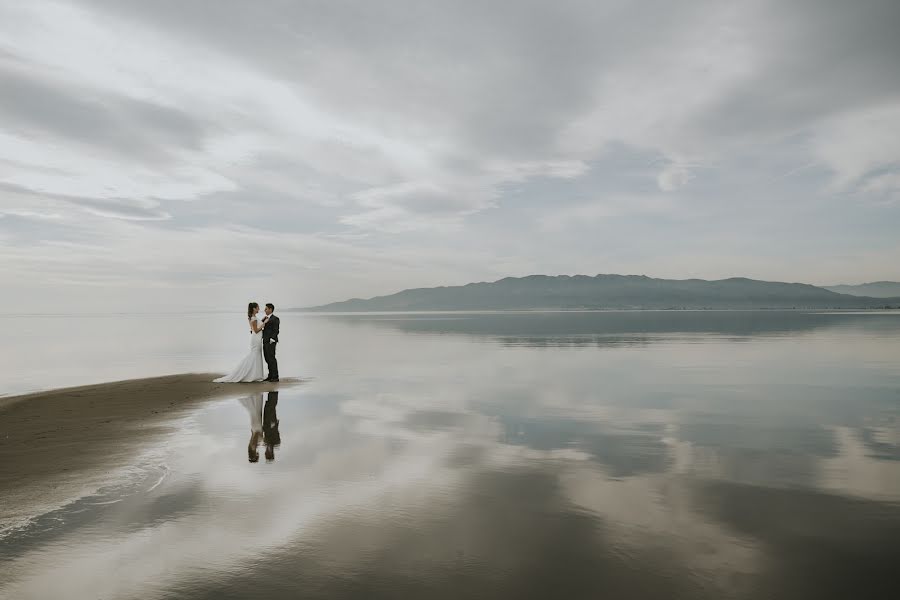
[0,374,288,531]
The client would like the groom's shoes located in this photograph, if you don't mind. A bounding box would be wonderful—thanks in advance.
[266,377,279,382]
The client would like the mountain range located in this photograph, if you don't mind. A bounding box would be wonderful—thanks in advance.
[824,281,900,298]
[293,275,900,312]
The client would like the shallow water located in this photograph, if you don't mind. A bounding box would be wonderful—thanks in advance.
[2,311,900,599]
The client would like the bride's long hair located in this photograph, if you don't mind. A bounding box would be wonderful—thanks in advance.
[247,302,259,320]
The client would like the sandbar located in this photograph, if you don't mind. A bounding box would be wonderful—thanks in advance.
[0,374,290,532]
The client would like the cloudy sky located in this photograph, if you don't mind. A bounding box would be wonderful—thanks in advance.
[1,0,898,312]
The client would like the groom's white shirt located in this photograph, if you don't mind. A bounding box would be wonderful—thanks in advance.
[265,314,276,344]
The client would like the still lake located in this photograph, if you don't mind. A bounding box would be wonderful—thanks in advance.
[2,310,900,599]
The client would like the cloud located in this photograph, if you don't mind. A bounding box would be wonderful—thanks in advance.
[0,61,210,161]
[656,163,695,192]
[0,130,237,203]
[1,0,899,310]
[861,172,900,202]
[541,194,680,233]
[68,198,171,221]
[812,103,900,196]
[341,180,493,232]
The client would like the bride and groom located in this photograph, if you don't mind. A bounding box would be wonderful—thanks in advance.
[214,302,280,383]
[241,391,280,463]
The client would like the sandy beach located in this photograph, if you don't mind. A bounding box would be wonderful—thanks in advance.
[0,374,286,532]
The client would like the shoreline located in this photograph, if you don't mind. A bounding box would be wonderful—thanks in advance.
[0,373,284,407]
[287,307,900,315]
[0,374,293,534]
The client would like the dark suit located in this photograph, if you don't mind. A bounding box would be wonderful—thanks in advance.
[262,314,280,380]
[263,391,280,446]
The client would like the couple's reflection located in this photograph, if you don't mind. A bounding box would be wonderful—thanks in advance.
[240,391,280,463]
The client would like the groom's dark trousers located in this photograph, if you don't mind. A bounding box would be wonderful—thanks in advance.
[263,314,280,380]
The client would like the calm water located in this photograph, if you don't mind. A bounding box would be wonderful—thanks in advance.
[2,311,900,599]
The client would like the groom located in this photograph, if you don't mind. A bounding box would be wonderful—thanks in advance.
[262,303,280,382]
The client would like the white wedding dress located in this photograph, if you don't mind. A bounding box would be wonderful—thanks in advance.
[239,394,264,433]
[214,317,265,383]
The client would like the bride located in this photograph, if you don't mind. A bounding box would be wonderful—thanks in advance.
[214,302,267,383]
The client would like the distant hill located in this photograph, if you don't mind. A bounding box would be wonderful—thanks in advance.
[295,274,900,312]
[825,281,900,298]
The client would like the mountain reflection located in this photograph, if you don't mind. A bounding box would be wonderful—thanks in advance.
[321,310,900,348]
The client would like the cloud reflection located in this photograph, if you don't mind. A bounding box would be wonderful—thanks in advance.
[3,313,900,598]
